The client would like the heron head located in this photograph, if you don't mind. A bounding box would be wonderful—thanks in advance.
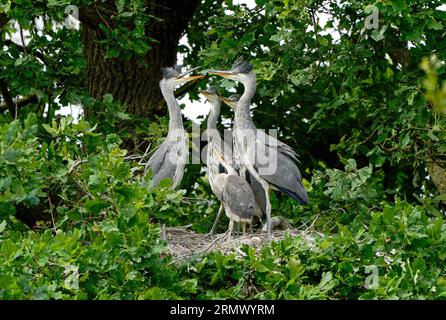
[220,94,240,110]
[207,57,254,84]
[160,66,205,88]
[199,87,220,104]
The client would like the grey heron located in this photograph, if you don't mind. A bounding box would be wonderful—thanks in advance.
[221,94,267,223]
[209,58,308,237]
[145,66,204,189]
[200,88,256,238]
[219,167,256,238]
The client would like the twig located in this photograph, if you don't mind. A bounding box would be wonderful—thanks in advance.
[19,24,27,55]
[168,230,229,265]
[0,94,38,112]
[161,224,166,241]
[48,196,57,233]
[68,159,88,175]
[305,211,322,231]
[181,196,214,205]
[124,154,144,161]
[95,5,112,31]
[71,172,94,200]
[165,224,193,232]
[232,243,247,257]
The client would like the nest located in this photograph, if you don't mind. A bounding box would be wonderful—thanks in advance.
[163,224,323,265]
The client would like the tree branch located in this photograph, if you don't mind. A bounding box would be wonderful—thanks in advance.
[0,79,15,116]
[0,12,9,30]
[0,93,38,113]
[78,6,110,28]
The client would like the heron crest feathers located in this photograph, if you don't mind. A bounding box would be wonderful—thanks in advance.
[232,57,253,74]
[161,65,182,79]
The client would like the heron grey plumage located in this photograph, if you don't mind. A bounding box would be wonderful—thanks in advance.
[220,170,256,238]
[145,66,204,189]
[221,94,267,221]
[200,88,255,238]
[210,58,308,237]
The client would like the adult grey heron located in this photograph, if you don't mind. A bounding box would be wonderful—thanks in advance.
[145,66,204,189]
[209,58,308,237]
[220,94,266,222]
[200,88,256,238]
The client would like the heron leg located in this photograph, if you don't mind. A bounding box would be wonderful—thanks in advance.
[260,182,271,238]
[209,203,224,237]
[242,222,246,236]
[227,219,234,241]
[236,222,240,237]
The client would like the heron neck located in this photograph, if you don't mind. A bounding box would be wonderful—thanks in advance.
[236,76,256,129]
[161,84,183,134]
[207,101,223,156]
[207,100,221,131]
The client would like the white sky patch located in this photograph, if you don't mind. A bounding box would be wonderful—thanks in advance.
[306,10,340,43]
[176,34,211,124]
[234,0,256,9]
[179,93,210,124]
[437,4,446,11]
[56,103,83,122]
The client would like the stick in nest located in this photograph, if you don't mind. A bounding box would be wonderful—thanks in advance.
[168,229,230,265]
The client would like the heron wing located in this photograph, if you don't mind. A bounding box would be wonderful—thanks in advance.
[261,150,308,204]
[146,140,179,188]
[244,135,308,205]
[244,169,267,216]
[255,129,299,161]
[222,175,256,220]
[171,134,188,189]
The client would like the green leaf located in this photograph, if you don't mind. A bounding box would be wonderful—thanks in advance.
[434,194,446,202]
[99,220,119,233]
[0,220,6,234]
[116,112,131,120]
[42,123,58,135]
[84,198,110,214]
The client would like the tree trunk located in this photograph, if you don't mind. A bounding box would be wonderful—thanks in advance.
[80,0,199,119]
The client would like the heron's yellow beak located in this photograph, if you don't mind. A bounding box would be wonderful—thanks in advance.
[175,75,205,85]
[184,75,206,81]
[199,90,219,104]
[220,97,237,110]
[207,70,234,78]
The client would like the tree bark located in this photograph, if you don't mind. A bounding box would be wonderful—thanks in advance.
[80,0,199,119]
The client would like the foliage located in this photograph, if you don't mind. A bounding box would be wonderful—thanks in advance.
[181,200,446,299]
[0,115,187,299]
[1,0,446,300]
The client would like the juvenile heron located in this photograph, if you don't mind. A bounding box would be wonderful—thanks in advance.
[200,88,255,238]
[219,166,256,238]
[145,66,204,189]
[210,58,308,237]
